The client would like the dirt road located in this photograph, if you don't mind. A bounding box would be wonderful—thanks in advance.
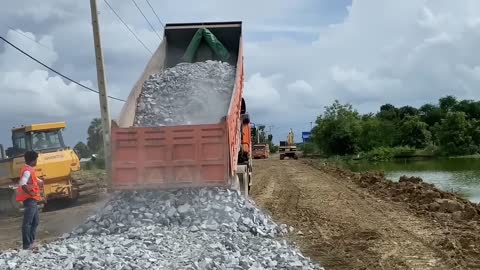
[251,159,478,270]
[0,194,107,250]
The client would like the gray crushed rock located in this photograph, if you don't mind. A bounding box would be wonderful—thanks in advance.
[70,188,281,238]
[0,188,323,269]
[134,60,235,127]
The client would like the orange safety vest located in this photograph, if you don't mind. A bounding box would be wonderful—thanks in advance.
[16,166,42,202]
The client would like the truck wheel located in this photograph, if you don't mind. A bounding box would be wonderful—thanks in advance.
[280,155,285,160]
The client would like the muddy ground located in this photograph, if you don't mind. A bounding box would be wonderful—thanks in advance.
[251,159,480,270]
[0,194,107,250]
[0,169,108,250]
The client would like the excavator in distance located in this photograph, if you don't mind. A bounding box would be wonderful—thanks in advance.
[279,129,298,160]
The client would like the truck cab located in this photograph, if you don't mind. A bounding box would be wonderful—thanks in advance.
[253,144,269,159]
[6,122,68,158]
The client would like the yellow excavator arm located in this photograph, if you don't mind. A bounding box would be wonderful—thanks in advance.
[287,129,294,146]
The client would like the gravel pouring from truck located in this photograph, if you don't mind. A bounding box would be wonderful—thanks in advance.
[111,21,252,195]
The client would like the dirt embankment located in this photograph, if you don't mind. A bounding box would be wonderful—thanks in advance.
[251,159,480,270]
[306,160,480,268]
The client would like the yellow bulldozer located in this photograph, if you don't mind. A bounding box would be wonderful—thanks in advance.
[0,122,91,214]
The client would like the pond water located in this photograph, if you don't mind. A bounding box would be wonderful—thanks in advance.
[347,158,480,203]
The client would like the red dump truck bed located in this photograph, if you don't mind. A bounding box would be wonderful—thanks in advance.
[111,21,246,190]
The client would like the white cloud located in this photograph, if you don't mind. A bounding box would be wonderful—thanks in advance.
[0,30,99,118]
[244,73,281,112]
[287,80,313,94]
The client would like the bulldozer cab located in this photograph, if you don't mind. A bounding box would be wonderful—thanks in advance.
[6,122,67,158]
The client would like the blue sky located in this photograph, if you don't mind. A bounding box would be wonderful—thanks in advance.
[1,0,480,147]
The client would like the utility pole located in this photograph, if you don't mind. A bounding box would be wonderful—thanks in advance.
[257,127,260,144]
[310,122,313,129]
[90,0,112,189]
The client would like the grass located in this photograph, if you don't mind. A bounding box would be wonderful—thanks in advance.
[448,154,480,159]
[72,168,106,186]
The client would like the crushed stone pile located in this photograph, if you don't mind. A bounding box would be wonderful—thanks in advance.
[70,188,281,238]
[0,188,324,270]
[135,60,235,127]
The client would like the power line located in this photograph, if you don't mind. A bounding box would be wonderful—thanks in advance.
[145,0,165,29]
[130,0,162,40]
[5,25,54,52]
[102,0,153,55]
[0,36,126,102]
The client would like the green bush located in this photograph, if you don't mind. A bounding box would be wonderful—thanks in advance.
[302,142,320,156]
[365,146,415,161]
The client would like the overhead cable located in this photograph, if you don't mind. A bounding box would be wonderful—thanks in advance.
[103,0,153,55]
[0,36,126,102]
[131,0,162,40]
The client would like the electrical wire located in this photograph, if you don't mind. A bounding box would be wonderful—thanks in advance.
[0,36,126,102]
[103,0,153,55]
[5,24,54,52]
[145,0,165,29]
[130,0,162,40]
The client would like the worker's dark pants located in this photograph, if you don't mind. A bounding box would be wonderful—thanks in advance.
[22,198,39,249]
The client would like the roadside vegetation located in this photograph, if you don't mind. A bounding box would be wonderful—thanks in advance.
[305,95,480,161]
[73,118,106,170]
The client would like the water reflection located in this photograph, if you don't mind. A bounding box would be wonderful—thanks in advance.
[347,158,480,203]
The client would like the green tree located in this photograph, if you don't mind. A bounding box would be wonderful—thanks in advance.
[419,104,444,126]
[398,106,419,119]
[74,141,91,158]
[359,117,383,151]
[258,125,266,143]
[468,119,480,147]
[312,100,362,155]
[399,116,431,148]
[87,118,103,154]
[439,95,458,112]
[437,112,475,155]
[377,104,399,121]
[453,100,480,119]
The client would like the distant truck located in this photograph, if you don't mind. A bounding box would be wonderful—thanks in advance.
[252,144,269,159]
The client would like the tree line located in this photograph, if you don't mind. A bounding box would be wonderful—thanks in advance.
[311,96,480,160]
[74,118,103,159]
[251,125,277,153]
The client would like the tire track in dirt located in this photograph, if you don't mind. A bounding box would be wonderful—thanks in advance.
[251,160,454,270]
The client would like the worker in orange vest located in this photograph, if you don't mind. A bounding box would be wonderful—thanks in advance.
[16,150,44,250]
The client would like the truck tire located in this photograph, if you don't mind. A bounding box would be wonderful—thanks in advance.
[280,154,285,160]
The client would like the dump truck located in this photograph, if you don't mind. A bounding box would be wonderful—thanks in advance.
[0,122,95,213]
[279,129,298,160]
[111,21,253,195]
[252,144,269,159]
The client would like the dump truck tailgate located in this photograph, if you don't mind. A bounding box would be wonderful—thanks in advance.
[111,123,229,189]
